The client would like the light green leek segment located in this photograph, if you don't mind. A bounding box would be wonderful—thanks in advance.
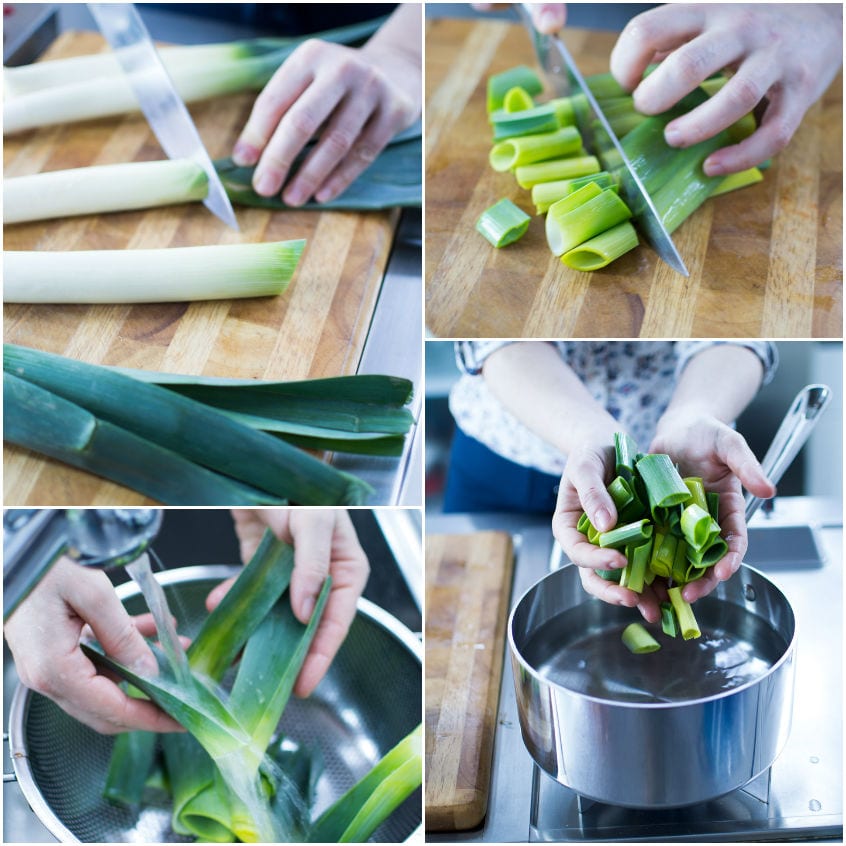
[3,159,208,224]
[4,344,372,506]
[476,198,531,247]
[545,187,632,257]
[620,537,652,593]
[621,623,661,654]
[660,601,679,638]
[683,477,708,511]
[490,99,575,141]
[668,586,701,640]
[309,725,422,842]
[711,167,764,198]
[3,239,305,304]
[487,65,543,112]
[636,453,691,514]
[680,503,719,551]
[561,221,638,271]
[515,156,600,189]
[598,519,652,550]
[3,20,384,134]
[489,126,582,172]
[503,86,534,112]
[531,171,617,213]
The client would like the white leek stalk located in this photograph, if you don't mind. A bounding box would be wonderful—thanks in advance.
[3,240,305,304]
[3,159,208,224]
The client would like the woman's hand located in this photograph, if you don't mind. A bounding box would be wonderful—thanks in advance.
[610,4,843,175]
[472,4,566,34]
[213,509,370,697]
[649,413,774,605]
[551,440,665,621]
[4,559,184,735]
[232,6,421,206]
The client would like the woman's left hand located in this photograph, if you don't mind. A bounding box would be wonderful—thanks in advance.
[232,7,421,206]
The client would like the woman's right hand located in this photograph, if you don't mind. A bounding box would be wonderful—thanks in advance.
[4,559,183,735]
[551,441,664,622]
[472,4,567,34]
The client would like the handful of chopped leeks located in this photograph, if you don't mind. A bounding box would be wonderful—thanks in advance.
[4,344,416,505]
[582,432,731,649]
[90,531,422,842]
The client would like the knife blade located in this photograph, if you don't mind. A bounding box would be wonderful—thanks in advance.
[516,6,689,276]
[88,3,239,231]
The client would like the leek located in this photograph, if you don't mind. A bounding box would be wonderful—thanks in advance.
[635,453,691,516]
[614,432,639,480]
[668,586,701,640]
[620,537,652,593]
[683,477,708,511]
[475,198,531,247]
[4,344,372,506]
[3,240,304,305]
[489,126,582,172]
[514,156,600,189]
[3,20,384,134]
[503,85,534,112]
[546,187,632,257]
[598,519,652,549]
[561,221,638,270]
[621,623,660,654]
[649,531,677,579]
[660,602,679,638]
[711,166,764,198]
[487,65,543,112]
[4,372,286,506]
[531,172,617,214]
[680,503,719,551]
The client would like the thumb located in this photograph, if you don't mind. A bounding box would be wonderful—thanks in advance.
[67,570,159,677]
[569,448,617,532]
[531,4,567,33]
[718,429,775,499]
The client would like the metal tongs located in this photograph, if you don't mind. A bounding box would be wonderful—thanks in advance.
[745,385,832,521]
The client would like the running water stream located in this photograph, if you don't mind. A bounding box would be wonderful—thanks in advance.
[125,552,281,841]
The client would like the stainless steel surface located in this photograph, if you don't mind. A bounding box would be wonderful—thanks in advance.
[426,501,841,841]
[3,4,58,66]
[3,509,162,620]
[517,5,688,276]
[374,508,423,612]
[746,385,832,520]
[332,209,423,506]
[6,565,421,843]
[88,3,239,230]
[509,564,795,808]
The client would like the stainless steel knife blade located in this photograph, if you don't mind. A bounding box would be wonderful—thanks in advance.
[88,3,239,231]
[517,6,689,276]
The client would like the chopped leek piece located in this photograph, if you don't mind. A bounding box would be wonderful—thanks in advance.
[660,602,679,638]
[561,221,639,270]
[585,72,628,100]
[711,167,764,198]
[668,586,701,640]
[671,537,689,583]
[487,65,543,112]
[546,187,632,257]
[622,537,652,593]
[493,112,560,142]
[598,519,652,549]
[650,531,677,579]
[683,477,708,511]
[531,171,617,213]
[636,453,691,517]
[706,491,720,521]
[503,85,535,112]
[596,568,623,582]
[489,126,582,172]
[515,156,600,189]
[621,623,661,654]
[475,198,531,247]
[680,503,719,551]
[614,432,639,481]
[3,240,305,304]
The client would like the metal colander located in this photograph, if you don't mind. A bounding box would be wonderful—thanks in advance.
[8,566,422,843]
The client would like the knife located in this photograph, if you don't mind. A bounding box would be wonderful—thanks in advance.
[517,5,688,276]
[88,3,239,231]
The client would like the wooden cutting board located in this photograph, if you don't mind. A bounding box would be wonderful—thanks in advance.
[425,531,515,831]
[425,19,842,339]
[4,31,400,505]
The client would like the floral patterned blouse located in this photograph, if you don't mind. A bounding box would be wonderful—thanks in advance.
[449,341,778,476]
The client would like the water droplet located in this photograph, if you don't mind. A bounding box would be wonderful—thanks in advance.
[810,756,820,764]
[743,584,757,601]
[809,799,822,812]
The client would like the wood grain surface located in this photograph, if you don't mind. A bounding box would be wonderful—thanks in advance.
[4,32,401,505]
[425,531,515,832]
[425,19,843,339]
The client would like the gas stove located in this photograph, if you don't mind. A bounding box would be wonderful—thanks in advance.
[427,499,842,842]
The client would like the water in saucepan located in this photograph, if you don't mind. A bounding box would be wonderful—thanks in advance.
[521,599,789,703]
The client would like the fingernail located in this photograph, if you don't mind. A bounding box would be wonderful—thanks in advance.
[134,654,159,676]
[539,9,560,32]
[232,140,259,166]
[254,172,278,197]
[594,507,613,531]
[300,595,315,620]
[703,156,725,177]
[314,187,334,203]
[665,125,683,146]
[284,186,307,207]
